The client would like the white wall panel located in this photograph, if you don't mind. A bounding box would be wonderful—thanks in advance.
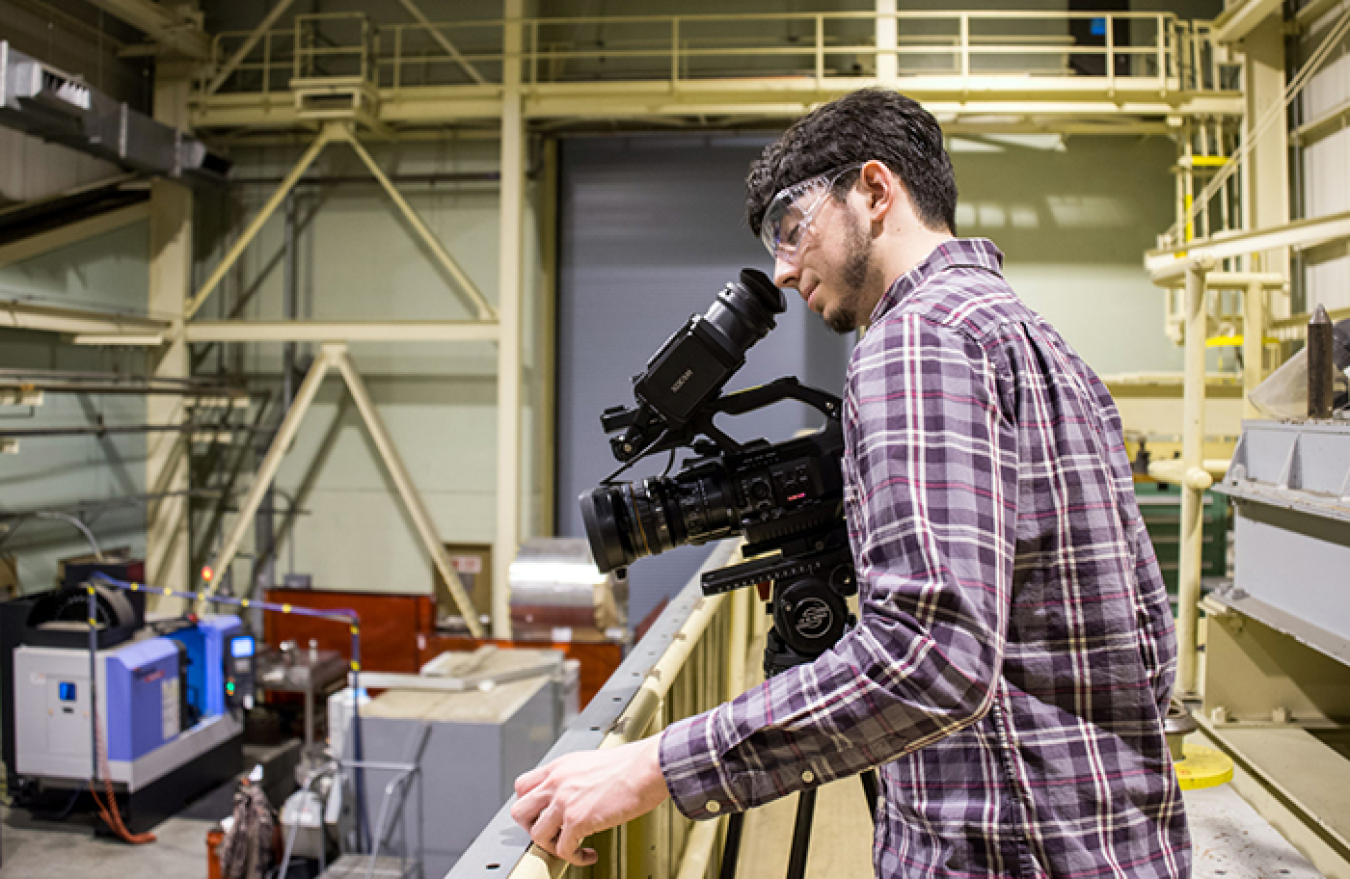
[1299,8,1350,312]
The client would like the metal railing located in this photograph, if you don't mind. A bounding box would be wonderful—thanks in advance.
[447,541,756,879]
[199,9,1240,99]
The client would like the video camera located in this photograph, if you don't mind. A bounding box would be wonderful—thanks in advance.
[578,269,858,674]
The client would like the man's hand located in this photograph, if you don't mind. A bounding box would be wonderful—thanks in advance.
[510,734,670,866]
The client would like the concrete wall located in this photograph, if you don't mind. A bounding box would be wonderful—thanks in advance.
[950,133,1183,375]
[0,221,152,594]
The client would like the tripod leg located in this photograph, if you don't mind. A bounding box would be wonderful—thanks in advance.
[719,812,745,879]
[860,769,879,823]
[786,788,817,879]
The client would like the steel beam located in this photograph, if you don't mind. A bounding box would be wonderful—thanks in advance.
[198,345,482,635]
[494,0,525,641]
[0,300,167,338]
[184,320,499,343]
[396,0,487,85]
[335,125,496,321]
[85,0,211,59]
[205,0,300,95]
[147,177,195,603]
[186,124,335,320]
[1212,0,1283,44]
[0,203,150,270]
[191,80,1245,132]
[333,347,482,638]
[201,346,333,604]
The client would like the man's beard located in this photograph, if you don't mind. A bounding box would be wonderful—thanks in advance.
[823,213,873,335]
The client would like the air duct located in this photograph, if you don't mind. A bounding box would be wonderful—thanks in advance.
[0,41,229,183]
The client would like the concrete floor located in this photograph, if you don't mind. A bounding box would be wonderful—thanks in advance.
[734,753,1324,879]
[1,806,216,878]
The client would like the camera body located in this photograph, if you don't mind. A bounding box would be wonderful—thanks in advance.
[579,270,858,671]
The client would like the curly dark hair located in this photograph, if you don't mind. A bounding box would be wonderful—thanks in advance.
[746,88,957,237]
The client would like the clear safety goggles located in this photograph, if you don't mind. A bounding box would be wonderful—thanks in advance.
[759,163,863,263]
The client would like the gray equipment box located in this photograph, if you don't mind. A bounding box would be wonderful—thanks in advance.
[1214,419,1350,647]
[339,655,564,878]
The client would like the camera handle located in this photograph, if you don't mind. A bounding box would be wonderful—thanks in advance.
[601,377,842,485]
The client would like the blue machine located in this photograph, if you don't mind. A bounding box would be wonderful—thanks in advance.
[1,586,246,832]
[165,615,242,722]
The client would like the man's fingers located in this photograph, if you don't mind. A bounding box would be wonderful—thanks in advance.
[529,803,565,855]
[515,766,547,797]
[556,817,593,866]
[510,787,548,831]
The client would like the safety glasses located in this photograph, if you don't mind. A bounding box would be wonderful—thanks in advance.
[759,163,864,263]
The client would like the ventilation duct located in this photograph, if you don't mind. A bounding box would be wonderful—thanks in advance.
[0,41,229,183]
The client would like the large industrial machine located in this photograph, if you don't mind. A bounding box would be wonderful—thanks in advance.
[0,571,248,831]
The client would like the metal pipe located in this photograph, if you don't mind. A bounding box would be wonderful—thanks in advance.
[1243,279,1266,418]
[1308,304,1334,419]
[0,490,224,523]
[0,380,245,398]
[0,423,257,439]
[186,125,334,320]
[230,172,501,187]
[1177,259,1213,697]
[332,347,483,637]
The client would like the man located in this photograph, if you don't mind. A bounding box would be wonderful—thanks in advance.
[513,89,1189,878]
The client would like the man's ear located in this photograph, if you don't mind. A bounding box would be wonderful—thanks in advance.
[859,160,897,224]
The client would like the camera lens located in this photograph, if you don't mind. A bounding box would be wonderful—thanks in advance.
[580,470,737,573]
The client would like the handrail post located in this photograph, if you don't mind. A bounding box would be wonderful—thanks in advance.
[1177,257,1214,697]
[1157,13,1167,93]
[815,14,824,83]
[672,17,680,85]
[960,13,970,78]
[1106,13,1115,91]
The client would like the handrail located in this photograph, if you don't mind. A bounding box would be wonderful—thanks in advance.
[447,540,755,879]
[198,9,1240,99]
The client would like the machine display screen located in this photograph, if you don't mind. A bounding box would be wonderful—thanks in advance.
[58,682,77,702]
[230,635,255,658]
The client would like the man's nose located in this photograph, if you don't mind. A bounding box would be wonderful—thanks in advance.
[773,254,799,290]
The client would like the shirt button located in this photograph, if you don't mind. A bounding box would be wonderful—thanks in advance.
[705,800,721,814]
[802,770,815,784]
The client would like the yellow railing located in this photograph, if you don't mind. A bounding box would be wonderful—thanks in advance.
[448,541,757,879]
[200,10,1240,98]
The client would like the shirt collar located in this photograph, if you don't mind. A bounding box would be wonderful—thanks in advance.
[870,237,1005,324]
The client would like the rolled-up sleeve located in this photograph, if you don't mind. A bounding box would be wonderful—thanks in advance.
[660,314,1019,819]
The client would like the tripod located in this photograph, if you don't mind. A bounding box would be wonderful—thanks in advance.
[708,585,879,879]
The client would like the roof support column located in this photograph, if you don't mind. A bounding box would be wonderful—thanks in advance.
[146,65,196,609]
[494,0,525,640]
[876,0,898,82]
[1241,15,1290,301]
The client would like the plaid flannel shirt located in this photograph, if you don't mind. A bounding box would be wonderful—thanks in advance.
[659,239,1189,878]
